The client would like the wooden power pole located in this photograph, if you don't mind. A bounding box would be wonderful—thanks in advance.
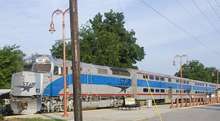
[69,0,83,121]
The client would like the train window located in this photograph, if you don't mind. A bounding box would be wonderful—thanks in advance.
[54,67,67,75]
[143,88,148,92]
[97,68,108,74]
[176,90,179,93]
[195,82,205,87]
[160,77,165,81]
[149,75,154,80]
[176,80,179,83]
[155,89,160,93]
[54,66,59,75]
[150,89,154,93]
[161,89,165,93]
[155,76,160,80]
[111,68,130,76]
[32,63,51,73]
[168,78,172,82]
[186,90,191,93]
[143,74,148,79]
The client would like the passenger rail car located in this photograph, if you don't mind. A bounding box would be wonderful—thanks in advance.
[9,55,219,114]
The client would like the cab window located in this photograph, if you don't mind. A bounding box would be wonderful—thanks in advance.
[32,63,51,73]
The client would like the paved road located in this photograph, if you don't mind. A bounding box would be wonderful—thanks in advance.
[148,104,220,121]
[6,104,220,121]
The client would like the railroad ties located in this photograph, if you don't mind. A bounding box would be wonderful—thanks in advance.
[170,96,220,109]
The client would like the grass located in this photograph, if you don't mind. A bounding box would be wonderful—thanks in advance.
[3,118,65,121]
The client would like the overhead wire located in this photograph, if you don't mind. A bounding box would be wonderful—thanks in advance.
[175,0,220,33]
[175,0,216,45]
[175,0,193,16]
[214,0,220,8]
[139,0,220,56]
[191,0,220,34]
[206,0,220,20]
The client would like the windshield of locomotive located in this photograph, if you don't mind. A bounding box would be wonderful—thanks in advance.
[32,63,51,73]
[31,56,52,73]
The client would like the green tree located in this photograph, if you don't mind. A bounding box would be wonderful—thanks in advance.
[175,60,219,83]
[51,10,145,68]
[0,45,25,88]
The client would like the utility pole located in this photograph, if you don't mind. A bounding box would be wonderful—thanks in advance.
[69,0,83,121]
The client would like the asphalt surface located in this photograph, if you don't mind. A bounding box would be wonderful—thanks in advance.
[5,104,220,121]
[148,104,220,121]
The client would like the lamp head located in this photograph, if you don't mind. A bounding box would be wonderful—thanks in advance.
[49,22,56,33]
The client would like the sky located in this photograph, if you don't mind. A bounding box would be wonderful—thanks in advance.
[1,0,220,75]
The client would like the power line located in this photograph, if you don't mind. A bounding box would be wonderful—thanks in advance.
[175,0,208,31]
[176,0,220,34]
[191,0,220,34]
[175,0,193,16]
[206,0,220,20]
[214,0,220,8]
[175,0,220,44]
[139,0,220,56]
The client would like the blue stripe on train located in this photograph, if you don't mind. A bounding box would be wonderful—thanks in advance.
[43,74,131,96]
[43,74,216,96]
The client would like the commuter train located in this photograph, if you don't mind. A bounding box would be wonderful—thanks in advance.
[10,55,219,114]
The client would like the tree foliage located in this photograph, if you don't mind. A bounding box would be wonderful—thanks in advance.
[51,10,145,68]
[175,60,219,83]
[0,45,25,88]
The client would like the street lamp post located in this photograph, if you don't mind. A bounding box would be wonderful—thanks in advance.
[217,70,219,84]
[217,70,219,103]
[49,8,69,117]
[173,54,188,108]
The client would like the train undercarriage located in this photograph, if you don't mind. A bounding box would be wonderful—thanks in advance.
[10,95,124,114]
